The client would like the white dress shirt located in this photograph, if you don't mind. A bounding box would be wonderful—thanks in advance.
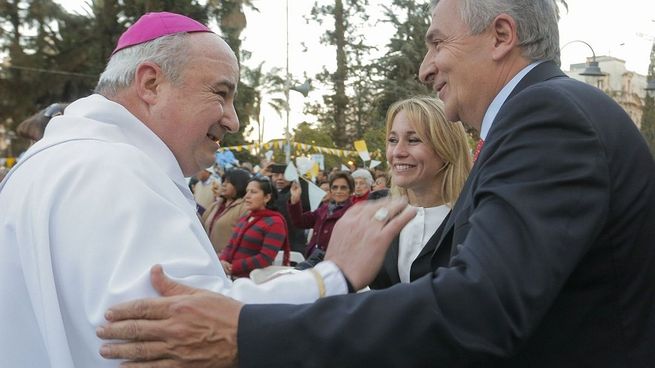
[397,204,450,283]
[479,61,543,140]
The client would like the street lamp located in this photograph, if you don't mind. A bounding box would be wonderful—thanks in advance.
[561,40,605,77]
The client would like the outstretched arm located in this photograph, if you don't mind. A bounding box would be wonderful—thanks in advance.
[98,199,415,366]
[98,265,242,368]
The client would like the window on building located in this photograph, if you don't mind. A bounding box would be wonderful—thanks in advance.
[597,79,604,90]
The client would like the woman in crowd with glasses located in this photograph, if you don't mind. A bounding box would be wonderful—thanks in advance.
[288,171,354,265]
[370,96,472,289]
[201,168,251,256]
[219,177,290,278]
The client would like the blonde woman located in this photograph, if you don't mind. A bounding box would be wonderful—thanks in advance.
[371,96,472,288]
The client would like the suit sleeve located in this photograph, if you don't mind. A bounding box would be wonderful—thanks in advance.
[237,84,611,367]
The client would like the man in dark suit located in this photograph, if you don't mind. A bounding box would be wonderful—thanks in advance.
[97,0,655,367]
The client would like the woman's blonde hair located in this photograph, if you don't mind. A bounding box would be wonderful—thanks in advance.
[385,96,472,207]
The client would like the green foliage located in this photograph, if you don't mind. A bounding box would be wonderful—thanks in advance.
[641,94,655,158]
[289,121,353,169]
[371,0,431,123]
[306,0,375,148]
[207,0,261,165]
[640,41,655,158]
[0,0,273,166]
[294,121,333,147]
[0,0,102,153]
[362,125,387,162]
[303,0,435,161]
[0,0,216,155]
[0,0,455,166]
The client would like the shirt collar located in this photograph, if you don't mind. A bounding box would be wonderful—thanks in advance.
[479,61,543,140]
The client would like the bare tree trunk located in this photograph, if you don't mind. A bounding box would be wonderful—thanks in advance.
[332,0,349,146]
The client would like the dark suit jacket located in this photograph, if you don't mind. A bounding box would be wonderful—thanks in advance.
[370,211,451,289]
[238,62,655,367]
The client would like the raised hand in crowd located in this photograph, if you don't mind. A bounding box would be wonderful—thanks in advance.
[289,180,302,205]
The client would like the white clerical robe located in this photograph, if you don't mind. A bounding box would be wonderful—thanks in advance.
[0,94,345,367]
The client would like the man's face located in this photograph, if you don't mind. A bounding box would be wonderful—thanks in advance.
[271,172,289,190]
[418,0,493,129]
[154,33,240,177]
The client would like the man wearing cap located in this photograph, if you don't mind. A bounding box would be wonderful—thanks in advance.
[0,11,412,367]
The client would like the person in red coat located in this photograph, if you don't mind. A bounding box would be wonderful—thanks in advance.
[351,168,374,204]
[219,177,290,278]
[288,171,354,258]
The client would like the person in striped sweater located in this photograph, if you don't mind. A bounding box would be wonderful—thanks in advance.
[219,177,290,278]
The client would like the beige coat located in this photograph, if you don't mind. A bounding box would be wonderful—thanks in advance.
[202,198,248,255]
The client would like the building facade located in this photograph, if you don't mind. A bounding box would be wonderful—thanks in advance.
[567,56,647,128]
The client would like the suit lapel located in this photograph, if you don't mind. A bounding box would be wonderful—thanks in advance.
[417,211,451,260]
[385,236,401,285]
[506,61,566,101]
[412,211,452,279]
[434,172,475,252]
[433,61,567,258]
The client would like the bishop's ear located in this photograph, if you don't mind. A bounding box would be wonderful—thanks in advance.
[134,62,164,105]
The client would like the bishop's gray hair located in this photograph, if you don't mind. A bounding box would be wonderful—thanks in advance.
[95,33,193,97]
[430,0,562,65]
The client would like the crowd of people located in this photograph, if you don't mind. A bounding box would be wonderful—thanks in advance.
[1,1,654,367]
[189,158,394,276]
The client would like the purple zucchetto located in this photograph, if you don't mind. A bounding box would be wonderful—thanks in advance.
[111,11,213,55]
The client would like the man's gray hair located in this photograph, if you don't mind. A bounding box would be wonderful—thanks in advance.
[95,33,193,97]
[431,0,561,65]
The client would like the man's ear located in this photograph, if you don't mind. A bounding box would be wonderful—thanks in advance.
[133,62,164,105]
[490,14,519,61]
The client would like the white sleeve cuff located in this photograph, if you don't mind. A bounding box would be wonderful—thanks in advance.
[314,261,348,296]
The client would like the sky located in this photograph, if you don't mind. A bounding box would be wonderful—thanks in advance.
[55,0,655,143]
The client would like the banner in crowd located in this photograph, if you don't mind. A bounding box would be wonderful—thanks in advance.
[353,140,370,162]
[218,140,358,157]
